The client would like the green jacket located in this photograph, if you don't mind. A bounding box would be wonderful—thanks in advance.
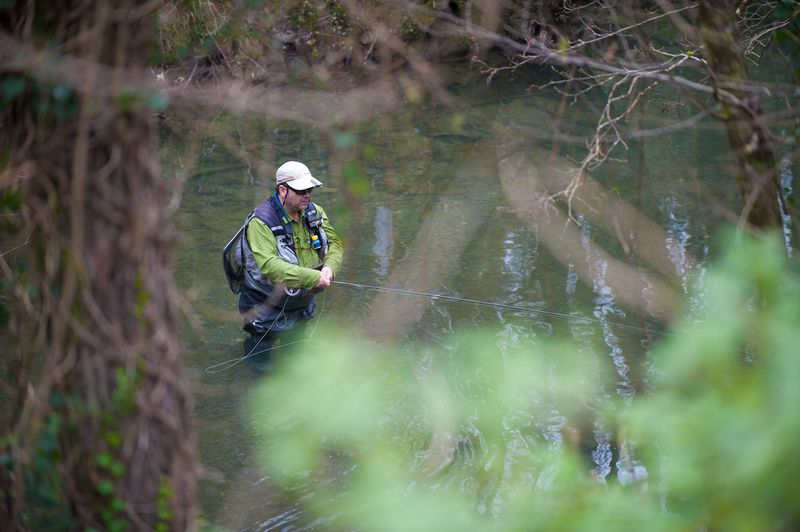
[246,203,343,289]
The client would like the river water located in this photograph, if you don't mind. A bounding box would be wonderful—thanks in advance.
[162,62,792,529]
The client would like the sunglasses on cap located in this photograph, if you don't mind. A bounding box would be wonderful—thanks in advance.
[284,184,314,196]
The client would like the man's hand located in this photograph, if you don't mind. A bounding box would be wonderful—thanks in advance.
[314,266,333,289]
[320,266,333,283]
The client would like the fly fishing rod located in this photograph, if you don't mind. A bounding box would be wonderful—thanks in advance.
[332,280,672,337]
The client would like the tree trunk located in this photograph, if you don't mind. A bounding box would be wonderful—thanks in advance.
[1,1,197,529]
[697,0,787,232]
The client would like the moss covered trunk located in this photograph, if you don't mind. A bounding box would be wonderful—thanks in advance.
[1,1,197,529]
[698,0,786,232]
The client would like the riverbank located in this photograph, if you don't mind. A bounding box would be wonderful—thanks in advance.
[153,1,519,90]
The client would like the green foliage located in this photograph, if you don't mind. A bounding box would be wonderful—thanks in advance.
[154,0,361,67]
[4,368,141,527]
[153,0,242,65]
[0,189,23,211]
[114,86,139,112]
[10,403,73,529]
[624,232,800,530]
[400,17,422,41]
[288,0,320,30]
[156,476,174,532]
[1,74,79,122]
[26,413,63,507]
[94,367,140,530]
[114,85,169,114]
[133,269,152,323]
[328,1,350,37]
[248,231,799,530]
[2,75,27,104]
[341,159,369,196]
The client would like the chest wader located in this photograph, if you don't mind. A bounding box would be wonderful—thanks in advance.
[237,195,329,367]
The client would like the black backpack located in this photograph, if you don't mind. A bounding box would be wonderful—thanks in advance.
[222,212,254,294]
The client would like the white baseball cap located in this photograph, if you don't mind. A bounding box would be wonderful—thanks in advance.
[275,161,323,189]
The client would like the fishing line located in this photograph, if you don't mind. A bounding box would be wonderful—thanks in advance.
[332,280,673,337]
[206,276,669,375]
[205,296,290,374]
[204,289,327,374]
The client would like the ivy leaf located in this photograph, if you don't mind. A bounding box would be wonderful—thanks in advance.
[97,479,115,496]
[147,91,168,112]
[2,76,26,103]
[557,36,570,55]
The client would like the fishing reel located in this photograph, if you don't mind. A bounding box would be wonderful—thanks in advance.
[284,286,302,297]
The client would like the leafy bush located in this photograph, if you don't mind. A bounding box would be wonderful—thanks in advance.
[248,231,799,530]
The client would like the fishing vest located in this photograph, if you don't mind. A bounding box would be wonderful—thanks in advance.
[241,194,329,311]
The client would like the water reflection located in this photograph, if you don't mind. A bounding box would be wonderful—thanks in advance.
[499,228,540,301]
[661,196,693,294]
[372,205,394,279]
[166,61,733,528]
[780,153,795,256]
[575,215,635,402]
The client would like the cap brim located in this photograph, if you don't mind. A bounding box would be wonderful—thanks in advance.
[287,175,323,189]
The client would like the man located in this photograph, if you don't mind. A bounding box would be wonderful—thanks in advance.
[239,160,343,371]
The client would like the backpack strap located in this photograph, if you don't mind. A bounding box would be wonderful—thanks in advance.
[252,195,325,262]
[253,195,293,243]
[303,202,326,262]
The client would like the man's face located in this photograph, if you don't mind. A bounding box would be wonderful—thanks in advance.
[281,183,313,212]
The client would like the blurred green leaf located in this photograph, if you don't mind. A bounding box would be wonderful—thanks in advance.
[114,87,138,112]
[249,230,800,530]
[342,160,369,196]
[334,131,356,149]
[2,75,26,103]
[97,479,115,496]
[51,84,71,101]
[147,92,169,112]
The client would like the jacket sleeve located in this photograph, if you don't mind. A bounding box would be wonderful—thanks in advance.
[317,205,344,277]
[247,218,321,289]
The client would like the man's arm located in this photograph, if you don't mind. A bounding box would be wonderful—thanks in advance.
[317,205,343,280]
[247,219,322,289]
